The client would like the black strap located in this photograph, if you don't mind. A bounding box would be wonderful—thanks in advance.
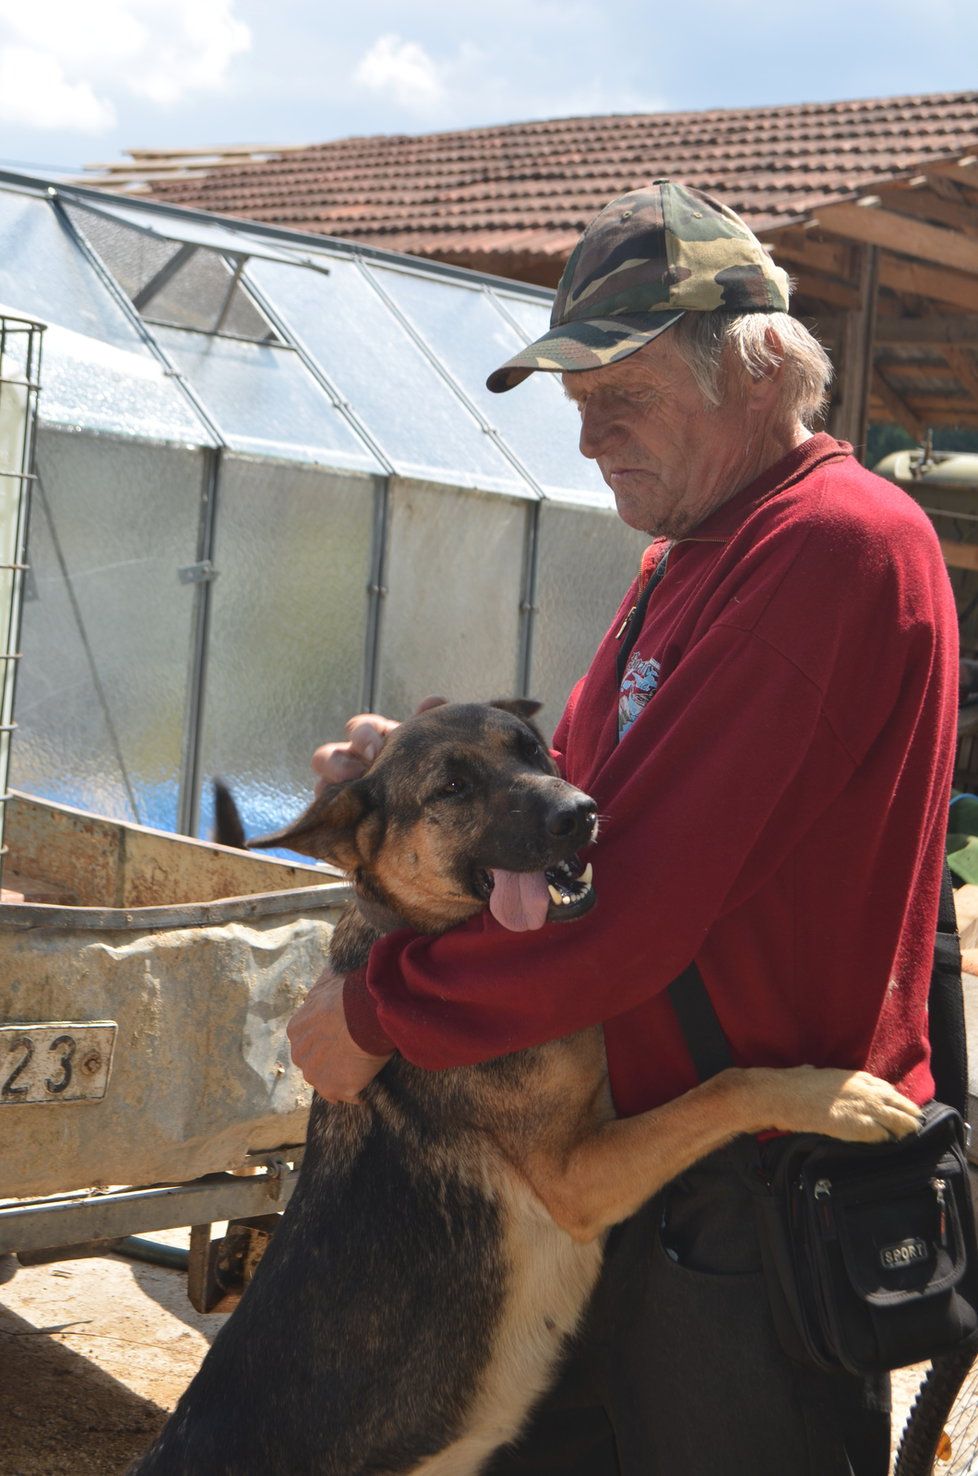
[615,545,671,685]
[929,859,968,1120]
[667,962,734,1081]
[668,859,969,1113]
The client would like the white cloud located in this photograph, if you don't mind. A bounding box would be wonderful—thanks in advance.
[0,0,250,133]
[353,34,448,114]
[0,45,116,131]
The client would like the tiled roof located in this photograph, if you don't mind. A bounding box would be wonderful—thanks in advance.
[86,91,978,282]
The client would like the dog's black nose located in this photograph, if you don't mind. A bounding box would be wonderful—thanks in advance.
[547,796,597,839]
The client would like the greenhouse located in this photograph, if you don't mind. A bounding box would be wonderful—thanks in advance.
[0,169,647,841]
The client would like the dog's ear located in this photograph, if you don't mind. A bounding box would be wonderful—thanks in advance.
[247,781,374,871]
[490,697,547,746]
[490,697,542,722]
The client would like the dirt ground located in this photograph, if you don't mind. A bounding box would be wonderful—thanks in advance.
[0,1233,229,1475]
[0,1241,932,1475]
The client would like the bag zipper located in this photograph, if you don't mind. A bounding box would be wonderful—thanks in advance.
[805,1173,952,1250]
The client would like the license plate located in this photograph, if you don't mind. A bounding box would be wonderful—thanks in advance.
[0,1022,116,1104]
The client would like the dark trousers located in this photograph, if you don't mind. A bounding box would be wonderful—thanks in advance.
[484,1138,891,1476]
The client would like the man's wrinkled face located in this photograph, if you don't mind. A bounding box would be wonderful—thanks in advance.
[562,335,751,539]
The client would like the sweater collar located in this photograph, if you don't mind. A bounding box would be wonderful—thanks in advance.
[682,432,851,543]
[638,433,852,583]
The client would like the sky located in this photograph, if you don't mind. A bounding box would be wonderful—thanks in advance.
[0,0,977,179]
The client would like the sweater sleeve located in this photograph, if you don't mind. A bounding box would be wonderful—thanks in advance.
[353,620,861,1069]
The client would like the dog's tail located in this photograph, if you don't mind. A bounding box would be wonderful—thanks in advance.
[212,778,247,850]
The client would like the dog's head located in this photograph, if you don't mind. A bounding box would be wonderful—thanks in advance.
[251,700,597,934]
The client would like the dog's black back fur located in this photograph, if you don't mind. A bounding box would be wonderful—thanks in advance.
[135,1067,513,1473]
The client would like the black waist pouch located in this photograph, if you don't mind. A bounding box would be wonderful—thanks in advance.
[755,1101,978,1374]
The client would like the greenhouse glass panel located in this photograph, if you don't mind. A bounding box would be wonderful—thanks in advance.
[374,265,609,500]
[137,250,274,339]
[247,256,532,495]
[67,204,275,339]
[64,203,186,307]
[491,292,553,345]
[375,479,526,718]
[70,195,324,268]
[196,456,376,841]
[529,502,649,738]
[0,189,150,351]
[153,325,381,472]
[12,429,204,829]
[40,323,210,443]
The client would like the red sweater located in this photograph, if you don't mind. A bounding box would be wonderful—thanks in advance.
[346,435,958,1116]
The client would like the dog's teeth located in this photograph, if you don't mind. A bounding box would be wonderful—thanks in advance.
[580,863,592,887]
[548,884,564,906]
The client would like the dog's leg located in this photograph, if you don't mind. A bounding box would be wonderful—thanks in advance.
[523,1065,922,1242]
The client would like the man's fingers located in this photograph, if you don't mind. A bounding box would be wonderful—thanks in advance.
[311,743,368,791]
[286,966,390,1102]
[346,719,392,765]
[312,701,448,792]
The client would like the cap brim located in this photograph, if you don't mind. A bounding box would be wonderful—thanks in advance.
[486,310,685,393]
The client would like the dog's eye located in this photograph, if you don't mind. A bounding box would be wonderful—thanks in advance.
[431,777,469,801]
[518,733,548,768]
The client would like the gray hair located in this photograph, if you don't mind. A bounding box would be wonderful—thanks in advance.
[669,311,833,429]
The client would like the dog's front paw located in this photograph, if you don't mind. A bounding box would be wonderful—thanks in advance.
[805,1068,922,1143]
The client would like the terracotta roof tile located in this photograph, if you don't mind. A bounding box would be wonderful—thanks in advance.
[86,91,978,282]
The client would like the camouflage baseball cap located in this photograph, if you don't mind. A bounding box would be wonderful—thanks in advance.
[486,179,790,393]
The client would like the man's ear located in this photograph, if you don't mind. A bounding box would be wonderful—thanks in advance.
[248,780,374,871]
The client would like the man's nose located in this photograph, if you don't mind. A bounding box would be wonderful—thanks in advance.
[578,399,612,460]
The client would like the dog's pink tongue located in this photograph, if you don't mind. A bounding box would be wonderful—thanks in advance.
[488,869,551,931]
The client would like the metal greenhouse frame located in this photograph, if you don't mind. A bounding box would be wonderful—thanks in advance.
[0,170,647,842]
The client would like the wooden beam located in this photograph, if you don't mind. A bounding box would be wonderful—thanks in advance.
[922,174,972,205]
[878,186,978,237]
[878,257,978,312]
[875,314,978,345]
[768,229,850,279]
[894,395,978,422]
[829,245,878,457]
[923,410,978,426]
[943,345,978,402]
[816,203,978,278]
[929,158,978,186]
[939,539,978,573]
[788,272,863,311]
[871,368,926,441]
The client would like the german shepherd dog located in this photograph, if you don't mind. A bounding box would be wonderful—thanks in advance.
[133,700,921,1475]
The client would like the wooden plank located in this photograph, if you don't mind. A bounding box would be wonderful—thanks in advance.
[943,345,978,401]
[908,407,978,425]
[768,229,850,279]
[788,272,862,311]
[929,158,978,187]
[878,186,978,236]
[878,257,978,312]
[940,538,978,572]
[817,203,978,277]
[871,368,925,441]
[829,246,878,455]
[875,314,978,345]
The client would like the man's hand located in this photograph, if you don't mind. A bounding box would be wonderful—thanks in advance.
[287,967,392,1103]
[311,696,447,794]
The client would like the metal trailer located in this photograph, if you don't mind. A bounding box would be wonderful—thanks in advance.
[0,789,352,1308]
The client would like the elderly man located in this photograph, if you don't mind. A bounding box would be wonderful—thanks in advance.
[289,182,958,1475]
